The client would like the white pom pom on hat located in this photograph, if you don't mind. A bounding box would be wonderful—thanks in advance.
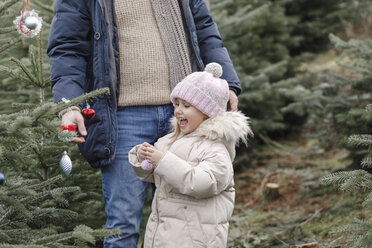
[170,62,229,117]
[204,62,223,78]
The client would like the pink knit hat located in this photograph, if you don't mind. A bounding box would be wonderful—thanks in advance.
[170,63,229,117]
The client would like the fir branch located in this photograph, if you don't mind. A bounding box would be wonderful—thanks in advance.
[0,230,11,243]
[31,224,110,245]
[50,187,80,200]
[31,232,73,245]
[332,219,372,234]
[7,116,33,134]
[366,104,372,112]
[0,245,46,248]
[0,26,16,35]
[38,119,60,136]
[33,0,54,14]
[0,38,22,54]
[6,187,36,198]
[340,171,371,192]
[30,102,55,122]
[362,191,372,208]
[52,87,110,114]
[321,171,353,186]
[347,235,369,248]
[27,175,63,191]
[20,190,51,204]
[0,0,18,16]
[9,57,39,85]
[361,157,372,168]
[72,226,95,244]
[38,32,45,89]
[11,103,38,111]
[0,65,33,85]
[0,208,13,227]
[30,208,78,222]
[29,45,42,88]
[321,170,372,191]
[348,134,372,147]
[0,196,32,227]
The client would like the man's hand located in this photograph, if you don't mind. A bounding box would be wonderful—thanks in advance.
[61,110,87,144]
[228,90,239,111]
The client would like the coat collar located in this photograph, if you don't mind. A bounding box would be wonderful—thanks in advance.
[171,111,253,145]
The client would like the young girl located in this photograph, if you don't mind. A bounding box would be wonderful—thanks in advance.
[128,63,252,248]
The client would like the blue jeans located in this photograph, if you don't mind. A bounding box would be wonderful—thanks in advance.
[102,104,174,248]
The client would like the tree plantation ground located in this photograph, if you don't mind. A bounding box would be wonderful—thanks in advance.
[228,137,369,248]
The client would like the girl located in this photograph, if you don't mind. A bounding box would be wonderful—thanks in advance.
[128,63,252,248]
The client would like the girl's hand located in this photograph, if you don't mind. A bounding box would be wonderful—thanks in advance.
[145,147,164,166]
[137,142,152,162]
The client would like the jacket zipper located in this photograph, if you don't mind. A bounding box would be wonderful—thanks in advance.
[105,102,112,146]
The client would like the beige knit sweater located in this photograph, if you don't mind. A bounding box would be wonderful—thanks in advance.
[115,0,192,107]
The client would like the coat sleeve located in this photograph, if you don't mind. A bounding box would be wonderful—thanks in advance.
[47,0,92,103]
[154,143,233,199]
[128,145,155,183]
[190,0,241,94]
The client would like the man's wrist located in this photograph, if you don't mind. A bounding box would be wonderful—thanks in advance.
[57,97,81,119]
[58,106,81,119]
[229,87,238,95]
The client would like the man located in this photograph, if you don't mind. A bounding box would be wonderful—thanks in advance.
[47,0,241,247]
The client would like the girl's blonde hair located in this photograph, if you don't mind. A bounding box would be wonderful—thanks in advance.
[169,124,181,145]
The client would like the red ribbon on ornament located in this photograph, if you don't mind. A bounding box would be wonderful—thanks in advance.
[20,0,30,35]
[59,125,77,133]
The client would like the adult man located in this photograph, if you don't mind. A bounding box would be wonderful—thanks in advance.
[47,0,241,247]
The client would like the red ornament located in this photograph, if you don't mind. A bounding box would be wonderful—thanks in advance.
[59,125,77,133]
[82,105,95,121]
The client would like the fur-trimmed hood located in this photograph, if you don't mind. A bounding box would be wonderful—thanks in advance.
[171,111,253,159]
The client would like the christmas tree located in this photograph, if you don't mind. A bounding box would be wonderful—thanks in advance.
[0,1,118,246]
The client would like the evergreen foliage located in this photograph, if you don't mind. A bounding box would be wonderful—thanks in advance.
[0,0,53,114]
[0,48,114,245]
[0,1,117,246]
[316,34,372,168]
[284,0,360,55]
[320,36,372,248]
[210,0,364,145]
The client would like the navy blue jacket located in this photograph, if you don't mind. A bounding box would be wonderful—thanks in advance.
[47,0,241,168]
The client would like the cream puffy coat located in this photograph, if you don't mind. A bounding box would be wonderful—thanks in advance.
[129,111,252,248]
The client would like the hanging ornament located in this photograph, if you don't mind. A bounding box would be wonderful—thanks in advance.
[59,151,72,177]
[24,15,39,29]
[82,104,96,121]
[141,160,153,171]
[0,172,4,185]
[13,0,42,38]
